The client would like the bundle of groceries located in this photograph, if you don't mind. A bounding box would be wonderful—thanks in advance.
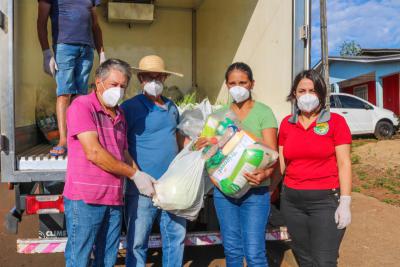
[152,101,212,221]
[200,110,279,198]
[152,103,278,220]
[152,141,205,221]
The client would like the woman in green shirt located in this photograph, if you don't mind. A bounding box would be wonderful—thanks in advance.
[195,62,278,266]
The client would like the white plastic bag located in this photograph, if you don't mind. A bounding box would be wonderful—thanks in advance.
[152,142,206,221]
[177,99,213,138]
[177,109,204,139]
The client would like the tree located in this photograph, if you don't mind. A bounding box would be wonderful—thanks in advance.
[339,40,362,56]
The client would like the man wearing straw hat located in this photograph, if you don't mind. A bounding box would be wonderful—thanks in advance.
[121,55,186,267]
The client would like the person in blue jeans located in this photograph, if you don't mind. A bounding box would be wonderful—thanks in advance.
[195,62,279,266]
[63,59,156,267]
[37,0,106,156]
[121,55,188,267]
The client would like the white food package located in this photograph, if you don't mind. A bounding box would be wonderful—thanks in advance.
[152,142,206,221]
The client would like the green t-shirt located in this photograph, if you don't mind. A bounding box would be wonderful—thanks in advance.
[219,101,278,137]
[240,101,278,138]
[214,101,278,188]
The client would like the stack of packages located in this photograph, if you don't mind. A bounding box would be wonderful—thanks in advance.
[152,102,278,220]
[201,110,278,198]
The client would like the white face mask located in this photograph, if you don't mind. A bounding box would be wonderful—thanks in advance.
[143,80,164,97]
[297,93,320,113]
[102,86,124,107]
[229,86,250,103]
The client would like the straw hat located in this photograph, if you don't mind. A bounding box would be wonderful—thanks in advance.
[131,55,183,77]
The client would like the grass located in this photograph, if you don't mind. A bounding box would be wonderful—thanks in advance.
[385,168,395,177]
[351,141,369,149]
[356,170,368,181]
[382,199,400,205]
[351,154,361,164]
[353,186,361,193]
[361,183,370,189]
[373,177,400,194]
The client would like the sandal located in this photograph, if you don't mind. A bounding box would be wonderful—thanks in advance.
[49,146,67,157]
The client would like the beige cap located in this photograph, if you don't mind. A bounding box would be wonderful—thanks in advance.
[131,55,183,77]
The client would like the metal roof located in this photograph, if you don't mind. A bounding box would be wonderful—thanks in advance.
[313,54,400,70]
[360,48,400,56]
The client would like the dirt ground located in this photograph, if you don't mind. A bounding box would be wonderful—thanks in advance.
[1,139,400,266]
[351,138,400,206]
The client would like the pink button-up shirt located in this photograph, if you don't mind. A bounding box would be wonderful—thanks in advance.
[63,91,127,205]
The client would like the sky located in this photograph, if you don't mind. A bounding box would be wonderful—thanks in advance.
[311,0,400,66]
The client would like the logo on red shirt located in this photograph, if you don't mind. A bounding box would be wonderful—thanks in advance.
[314,122,329,135]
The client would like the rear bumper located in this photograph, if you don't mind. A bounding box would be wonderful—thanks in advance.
[17,227,290,254]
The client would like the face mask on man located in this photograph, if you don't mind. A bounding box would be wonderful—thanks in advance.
[297,93,320,113]
[102,84,124,107]
[229,86,250,103]
[143,80,164,97]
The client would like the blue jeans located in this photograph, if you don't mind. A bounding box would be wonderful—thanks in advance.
[125,193,187,267]
[54,43,94,96]
[214,187,270,267]
[64,197,122,267]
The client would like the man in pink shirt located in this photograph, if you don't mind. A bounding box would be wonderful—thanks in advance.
[63,59,155,267]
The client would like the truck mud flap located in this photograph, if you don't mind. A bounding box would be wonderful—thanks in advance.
[17,227,289,254]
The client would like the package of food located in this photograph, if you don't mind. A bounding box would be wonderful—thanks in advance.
[200,115,220,137]
[200,108,240,137]
[152,142,206,221]
[208,131,278,198]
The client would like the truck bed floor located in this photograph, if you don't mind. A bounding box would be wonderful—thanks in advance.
[17,144,67,170]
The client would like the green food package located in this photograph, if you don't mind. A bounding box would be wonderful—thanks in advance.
[206,149,226,172]
[209,132,278,198]
[219,147,265,195]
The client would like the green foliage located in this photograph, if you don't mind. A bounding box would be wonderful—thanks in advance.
[361,183,370,189]
[373,177,400,194]
[356,170,367,181]
[351,154,361,164]
[352,187,361,193]
[339,40,362,56]
[383,199,400,205]
[351,141,370,149]
[176,92,197,107]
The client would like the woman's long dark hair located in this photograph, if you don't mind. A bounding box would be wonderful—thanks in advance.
[225,62,254,82]
[287,69,327,109]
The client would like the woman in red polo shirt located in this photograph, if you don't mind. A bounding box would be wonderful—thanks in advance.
[279,70,352,267]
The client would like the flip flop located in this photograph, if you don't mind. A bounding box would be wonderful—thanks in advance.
[49,146,67,157]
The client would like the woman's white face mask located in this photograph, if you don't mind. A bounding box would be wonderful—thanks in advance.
[296,93,320,113]
[143,80,164,97]
[229,86,250,103]
[101,84,124,107]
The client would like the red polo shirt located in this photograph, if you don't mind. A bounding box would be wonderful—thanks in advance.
[278,111,351,190]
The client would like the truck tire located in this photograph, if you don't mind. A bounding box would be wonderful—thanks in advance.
[374,120,394,139]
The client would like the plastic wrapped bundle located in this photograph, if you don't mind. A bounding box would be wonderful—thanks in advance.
[205,130,278,199]
[152,142,206,221]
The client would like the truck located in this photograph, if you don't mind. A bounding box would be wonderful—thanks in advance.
[0,0,310,255]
